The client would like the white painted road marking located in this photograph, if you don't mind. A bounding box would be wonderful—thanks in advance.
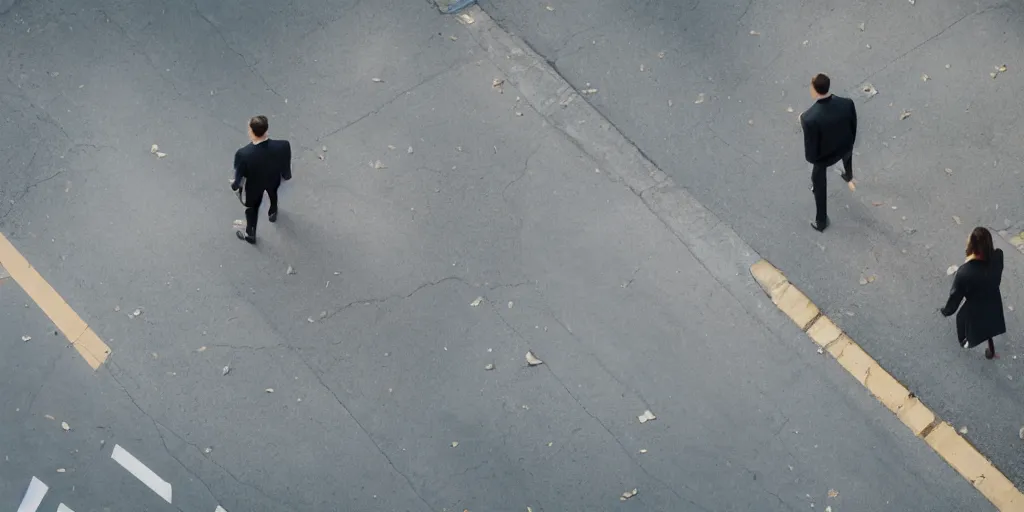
[56,505,75,512]
[17,477,48,512]
[111,444,173,503]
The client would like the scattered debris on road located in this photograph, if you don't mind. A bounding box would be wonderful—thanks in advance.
[638,409,657,423]
[546,5,554,11]
[222,365,231,376]
[944,168,953,176]
[620,488,638,501]
[470,297,483,307]
[658,51,665,59]
[858,22,865,31]
[45,414,55,420]
[372,77,383,83]
[860,83,878,97]
[508,301,514,309]
[921,73,930,81]
[526,351,544,366]
[204,447,213,454]
[484,363,495,370]
[61,421,70,432]
[828,489,839,498]
[114,305,121,312]
[899,109,912,120]
[947,265,959,276]
[371,160,386,170]
[749,30,760,36]
[959,426,968,434]
[1019,426,1024,440]
[580,88,598,95]
[991,64,1008,79]
[492,78,505,93]
[197,346,207,352]
[639,448,648,454]
[22,335,31,342]
[407,146,414,154]
[451,441,459,447]
[695,93,705,104]
[952,215,962,225]
[286,265,296,275]
[132,308,142,318]
[457,13,475,24]
[265,388,274,393]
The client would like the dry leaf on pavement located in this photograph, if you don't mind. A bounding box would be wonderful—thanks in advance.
[639,448,648,453]
[828,489,838,498]
[156,152,167,158]
[947,265,959,275]
[695,93,705,104]
[114,305,121,312]
[371,77,383,83]
[371,160,386,169]
[580,88,598,95]
[470,297,483,307]
[860,83,878,97]
[620,488,638,501]
[546,5,554,10]
[222,365,231,376]
[952,215,962,225]
[1018,426,1024,440]
[859,277,868,285]
[132,309,142,317]
[150,144,159,154]
[449,35,457,41]
[749,30,760,36]
[265,388,274,393]
[197,346,207,352]
[945,168,953,175]
[657,51,665,59]
[286,265,295,275]
[484,363,495,370]
[526,351,544,366]
[57,468,66,473]
[22,335,31,342]
[998,64,1008,72]
[858,22,865,31]
[457,13,475,24]
[61,421,70,432]
[921,74,930,81]
[899,109,912,120]
[451,441,459,447]
[638,410,657,423]
[959,426,968,434]
[786,106,794,113]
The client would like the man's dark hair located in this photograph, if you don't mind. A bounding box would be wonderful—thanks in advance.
[811,73,830,95]
[966,226,994,260]
[249,115,269,137]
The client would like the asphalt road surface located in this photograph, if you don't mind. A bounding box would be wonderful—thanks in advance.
[0,0,1004,510]
[482,0,1024,492]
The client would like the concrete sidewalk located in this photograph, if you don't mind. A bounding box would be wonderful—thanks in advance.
[0,0,994,510]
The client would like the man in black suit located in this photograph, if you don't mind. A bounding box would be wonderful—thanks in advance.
[801,73,857,232]
[231,115,292,244]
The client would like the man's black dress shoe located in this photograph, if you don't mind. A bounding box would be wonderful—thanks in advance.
[236,231,256,244]
[268,211,277,223]
[811,217,830,232]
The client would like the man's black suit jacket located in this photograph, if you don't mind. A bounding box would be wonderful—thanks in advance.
[800,95,857,166]
[231,139,292,197]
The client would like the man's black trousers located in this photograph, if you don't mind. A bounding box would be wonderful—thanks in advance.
[810,150,853,224]
[244,186,278,236]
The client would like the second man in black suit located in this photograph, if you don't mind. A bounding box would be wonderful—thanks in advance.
[231,115,292,244]
[801,73,857,232]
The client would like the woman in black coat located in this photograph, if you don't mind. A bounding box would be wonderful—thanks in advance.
[940,226,1006,359]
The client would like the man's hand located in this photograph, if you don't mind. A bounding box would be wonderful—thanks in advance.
[847,180,856,192]
[229,178,240,191]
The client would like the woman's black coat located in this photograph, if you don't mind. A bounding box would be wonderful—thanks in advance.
[941,248,1007,347]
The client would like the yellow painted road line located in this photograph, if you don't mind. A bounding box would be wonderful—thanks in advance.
[0,232,110,370]
[751,260,1024,511]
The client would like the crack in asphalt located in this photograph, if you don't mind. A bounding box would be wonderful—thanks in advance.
[315,58,479,142]
[104,359,296,511]
[94,8,186,100]
[854,2,1011,88]
[530,315,712,512]
[190,0,283,98]
[289,348,435,512]
[320,275,467,323]
[501,144,541,203]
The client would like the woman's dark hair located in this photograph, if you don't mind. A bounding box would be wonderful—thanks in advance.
[966,226,994,260]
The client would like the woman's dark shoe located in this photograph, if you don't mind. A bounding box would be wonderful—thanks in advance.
[985,339,996,360]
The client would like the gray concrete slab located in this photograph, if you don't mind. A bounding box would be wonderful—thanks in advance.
[0,0,999,511]
[480,0,1024,490]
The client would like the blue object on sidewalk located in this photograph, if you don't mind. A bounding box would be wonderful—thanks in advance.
[445,0,476,14]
